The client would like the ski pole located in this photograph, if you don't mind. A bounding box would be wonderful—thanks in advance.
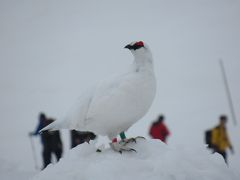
[29,135,39,170]
[219,59,237,125]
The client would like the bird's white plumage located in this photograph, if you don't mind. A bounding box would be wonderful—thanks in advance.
[42,41,156,139]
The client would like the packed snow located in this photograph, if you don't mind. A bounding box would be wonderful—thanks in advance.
[31,139,238,180]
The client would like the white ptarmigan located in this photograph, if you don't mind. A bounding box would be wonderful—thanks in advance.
[41,41,156,151]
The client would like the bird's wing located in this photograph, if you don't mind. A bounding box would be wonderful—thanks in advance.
[41,71,151,134]
[39,72,128,132]
[40,86,96,132]
[83,73,142,127]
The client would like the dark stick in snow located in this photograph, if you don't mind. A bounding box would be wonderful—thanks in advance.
[219,59,237,125]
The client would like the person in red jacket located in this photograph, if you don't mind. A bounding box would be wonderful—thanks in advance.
[149,115,170,143]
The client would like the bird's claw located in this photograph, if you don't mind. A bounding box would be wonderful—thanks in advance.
[110,142,137,154]
[119,147,137,154]
[110,136,145,153]
[135,136,146,140]
[121,136,146,146]
[96,149,102,152]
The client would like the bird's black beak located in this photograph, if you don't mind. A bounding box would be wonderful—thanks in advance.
[124,44,132,49]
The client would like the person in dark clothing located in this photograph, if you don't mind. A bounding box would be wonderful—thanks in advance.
[149,115,170,143]
[29,113,63,169]
[70,130,96,148]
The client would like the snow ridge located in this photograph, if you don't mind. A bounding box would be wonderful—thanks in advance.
[31,139,238,180]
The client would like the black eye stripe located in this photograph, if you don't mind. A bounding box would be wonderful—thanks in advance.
[124,41,144,50]
[132,44,143,50]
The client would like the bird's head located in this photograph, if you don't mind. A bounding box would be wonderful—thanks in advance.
[125,41,152,60]
[124,41,145,51]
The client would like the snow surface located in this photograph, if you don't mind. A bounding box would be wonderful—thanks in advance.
[31,139,238,180]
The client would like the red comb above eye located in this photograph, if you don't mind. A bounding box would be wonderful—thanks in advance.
[135,41,144,47]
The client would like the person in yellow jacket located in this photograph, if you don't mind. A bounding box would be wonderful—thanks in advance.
[211,115,234,163]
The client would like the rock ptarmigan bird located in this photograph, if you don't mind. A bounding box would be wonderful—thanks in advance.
[41,41,156,152]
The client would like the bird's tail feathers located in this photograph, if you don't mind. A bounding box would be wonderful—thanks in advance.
[39,119,67,133]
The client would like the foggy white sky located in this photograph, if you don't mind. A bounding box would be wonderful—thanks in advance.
[0,0,240,171]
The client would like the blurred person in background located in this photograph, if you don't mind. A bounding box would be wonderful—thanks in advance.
[149,115,170,143]
[29,113,63,169]
[208,115,234,164]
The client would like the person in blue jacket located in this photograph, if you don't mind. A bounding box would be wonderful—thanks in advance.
[29,113,63,169]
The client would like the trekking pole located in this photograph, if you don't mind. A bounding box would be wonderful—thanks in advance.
[29,135,39,170]
[219,59,237,125]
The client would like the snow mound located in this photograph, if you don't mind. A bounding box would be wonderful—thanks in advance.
[31,139,238,180]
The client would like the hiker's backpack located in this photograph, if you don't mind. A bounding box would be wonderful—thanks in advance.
[205,129,212,148]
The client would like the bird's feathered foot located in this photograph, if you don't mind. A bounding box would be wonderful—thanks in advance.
[120,136,145,145]
[110,142,136,154]
[110,136,145,153]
